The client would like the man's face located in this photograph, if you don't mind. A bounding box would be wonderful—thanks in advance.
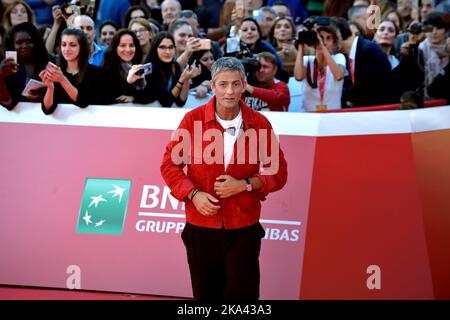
[73,16,96,45]
[255,58,276,85]
[162,0,179,24]
[397,0,413,18]
[272,5,289,17]
[211,70,246,112]
[100,24,116,47]
[259,11,276,36]
[350,11,368,32]
[420,0,434,22]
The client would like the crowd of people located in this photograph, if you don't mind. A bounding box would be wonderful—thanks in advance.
[0,0,449,113]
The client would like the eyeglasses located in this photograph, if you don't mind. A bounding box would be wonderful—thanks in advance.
[133,28,148,35]
[158,45,175,51]
[176,10,196,19]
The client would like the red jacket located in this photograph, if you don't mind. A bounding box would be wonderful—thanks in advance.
[160,97,288,229]
[243,81,290,111]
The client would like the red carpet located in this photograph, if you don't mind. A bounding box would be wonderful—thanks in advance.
[0,285,184,300]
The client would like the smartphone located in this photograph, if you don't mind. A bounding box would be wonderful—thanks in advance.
[137,63,152,76]
[189,60,198,69]
[47,61,58,69]
[5,51,17,63]
[198,39,211,50]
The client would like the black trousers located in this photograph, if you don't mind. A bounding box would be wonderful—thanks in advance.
[181,222,266,300]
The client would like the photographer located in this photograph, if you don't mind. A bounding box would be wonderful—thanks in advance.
[396,21,427,96]
[243,52,290,111]
[294,19,346,111]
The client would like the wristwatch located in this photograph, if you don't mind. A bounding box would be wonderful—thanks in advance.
[245,178,252,192]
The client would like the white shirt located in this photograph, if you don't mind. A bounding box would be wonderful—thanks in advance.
[388,54,400,70]
[301,53,346,111]
[349,36,359,69]
[215,111,243,170]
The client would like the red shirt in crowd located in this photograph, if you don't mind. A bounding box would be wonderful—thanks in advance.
[243,81,291,112]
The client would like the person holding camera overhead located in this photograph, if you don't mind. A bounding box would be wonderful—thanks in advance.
[40,28,101,115]
[294,19,345,111]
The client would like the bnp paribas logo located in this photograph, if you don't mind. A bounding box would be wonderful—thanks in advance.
[76,178,132,235]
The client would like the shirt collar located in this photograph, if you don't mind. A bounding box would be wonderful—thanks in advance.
[349,36,359,61]
[205,96,255,129]
[92,42,103,54]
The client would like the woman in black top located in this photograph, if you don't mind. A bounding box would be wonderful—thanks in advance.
[99,28,148,104]
[0,22,49,110]
[40,28,100,115]
[138,31,200,107]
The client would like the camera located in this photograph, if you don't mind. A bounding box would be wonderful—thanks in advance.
[60,2,75,16]
[241,56,261,86]
[295,16,331,47]
[407,22,433,35]
[225,41,260,85]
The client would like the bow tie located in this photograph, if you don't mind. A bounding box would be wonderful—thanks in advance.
[224,127,236,135]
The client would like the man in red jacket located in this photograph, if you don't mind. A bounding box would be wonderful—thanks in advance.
[160,57,288,300]
[244,52,291,112]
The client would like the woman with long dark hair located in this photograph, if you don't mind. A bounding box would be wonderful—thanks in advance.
[0,22,49,110]
[40,28,100,114]
[138,31,200,107]
[100,28,148,104]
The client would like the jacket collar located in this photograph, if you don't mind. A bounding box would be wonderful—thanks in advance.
[204,96,255,130]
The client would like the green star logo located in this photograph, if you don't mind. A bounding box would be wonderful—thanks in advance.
[76,178,132,235]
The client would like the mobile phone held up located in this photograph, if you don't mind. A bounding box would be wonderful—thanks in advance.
[136,63,152,76]
[5,51,17,63]
[198,39,211,50]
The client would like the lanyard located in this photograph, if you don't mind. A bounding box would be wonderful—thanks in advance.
[315,63,327,105]
[167,75,173,91]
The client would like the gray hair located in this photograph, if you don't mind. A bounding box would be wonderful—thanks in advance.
[347,5,368,19]
[261,6,277,17]
[161,0,181,11]
[211,57,247,82]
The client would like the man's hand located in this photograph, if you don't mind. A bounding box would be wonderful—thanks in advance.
[192,191,221,216]
[214,175,246,199]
